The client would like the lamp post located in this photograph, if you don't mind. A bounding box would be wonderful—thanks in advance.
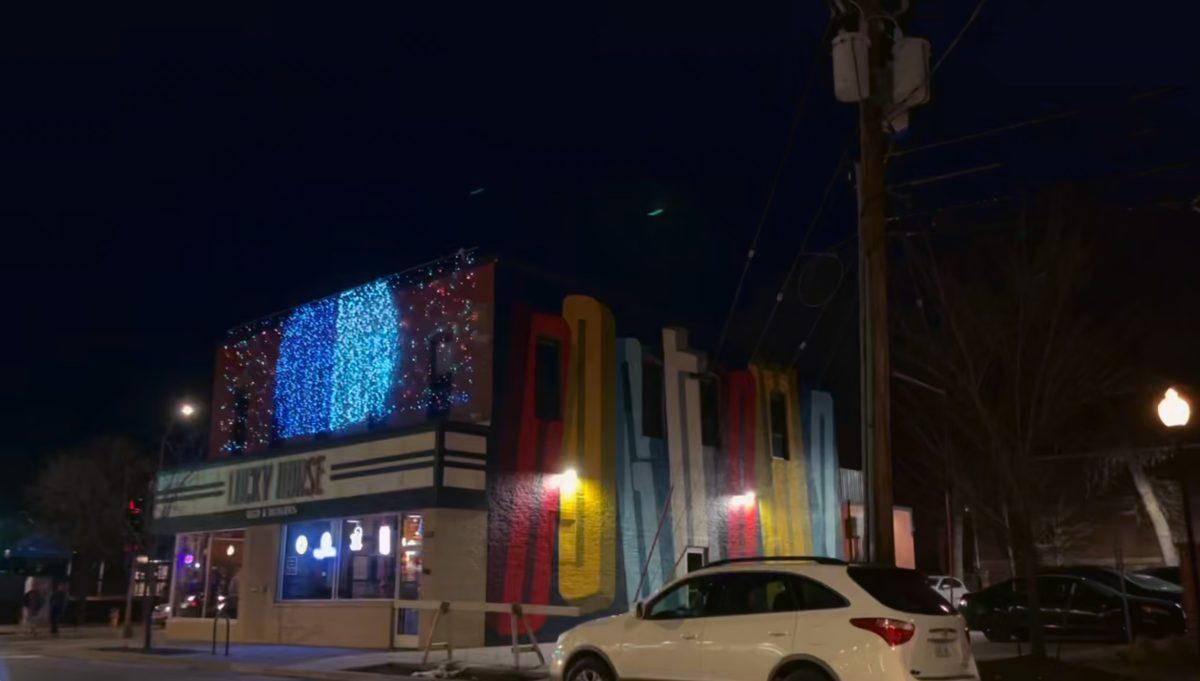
[1157,388,1198,653]
[123,401,198,643]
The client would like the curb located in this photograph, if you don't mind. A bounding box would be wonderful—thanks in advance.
[37,645,406,680]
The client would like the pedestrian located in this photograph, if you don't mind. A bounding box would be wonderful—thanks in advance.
[21,585,44,636]
[49,581,69,636]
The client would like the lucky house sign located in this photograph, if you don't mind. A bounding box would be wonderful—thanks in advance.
[228,455,326,519]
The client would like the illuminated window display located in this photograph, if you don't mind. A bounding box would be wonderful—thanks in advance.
[281,520,338,600]
[279,514,421,601]
[338,515,397,599]
[171,530,244,618]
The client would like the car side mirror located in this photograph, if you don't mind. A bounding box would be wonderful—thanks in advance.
[635,601,645,619]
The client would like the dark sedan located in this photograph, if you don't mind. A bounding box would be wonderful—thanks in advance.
[1042,565,1183,603]
[959,574,1185,642]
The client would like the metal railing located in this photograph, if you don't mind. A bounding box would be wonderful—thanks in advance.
[210,600,233,656]
[393,599,580,670]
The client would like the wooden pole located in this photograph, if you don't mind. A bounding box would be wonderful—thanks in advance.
[856,0,895,565]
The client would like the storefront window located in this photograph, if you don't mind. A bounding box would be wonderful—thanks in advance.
[171,530,244,618]
[281,519,339,600]
[397,514,424,635]
[338,515,397,599]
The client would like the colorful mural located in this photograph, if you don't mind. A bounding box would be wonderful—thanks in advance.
[486,295,842,641]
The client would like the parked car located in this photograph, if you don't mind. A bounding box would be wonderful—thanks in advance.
[958,574,1184,642]
[551,557,977,681]
[1134,566,1181,586]
[925,575,970,605]
[1041,566,1183,604]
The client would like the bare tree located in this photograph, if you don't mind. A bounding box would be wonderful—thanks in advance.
[894,203,1130,657]
[29,436,153,563]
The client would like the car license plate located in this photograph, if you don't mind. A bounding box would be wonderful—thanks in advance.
[934,642,952,658]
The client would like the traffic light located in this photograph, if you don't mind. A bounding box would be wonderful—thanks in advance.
[127,496,145,535]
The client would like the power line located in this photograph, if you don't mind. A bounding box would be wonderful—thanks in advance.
[931,0,990,74]
[890,86,1182,160]
[748,136,855,363]
[789,256,856,368]
[886,0,992,130]
[713,15,835,363]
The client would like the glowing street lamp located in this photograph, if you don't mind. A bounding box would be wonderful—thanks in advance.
[729,491,757,510]
[1157,386,1198,654]
[1158,388,1190,428]
[547,468,580,496]
[179,403,197,418]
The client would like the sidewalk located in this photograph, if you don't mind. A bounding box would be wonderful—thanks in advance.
[0,624,555,680]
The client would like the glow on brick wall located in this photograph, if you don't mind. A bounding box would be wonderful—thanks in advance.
[209,254,494,458]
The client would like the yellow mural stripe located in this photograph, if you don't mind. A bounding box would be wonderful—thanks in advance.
[751,366,813,556]
[558,296,617,612]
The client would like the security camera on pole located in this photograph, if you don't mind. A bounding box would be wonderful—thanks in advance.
[831,0,930,565]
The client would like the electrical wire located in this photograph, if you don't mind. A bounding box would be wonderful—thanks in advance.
[886,0,991,130]
[747,134,855,363]
[712,15,836,363]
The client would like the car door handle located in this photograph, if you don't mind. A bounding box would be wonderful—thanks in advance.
[680,633,698,640]
[768,631,788,637]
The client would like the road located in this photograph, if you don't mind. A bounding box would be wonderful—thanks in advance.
[0,654,281,681]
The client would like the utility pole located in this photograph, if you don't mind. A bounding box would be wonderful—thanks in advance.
[855,0,895,565]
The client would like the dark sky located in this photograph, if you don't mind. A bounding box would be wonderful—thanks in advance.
[2,2,1197,509]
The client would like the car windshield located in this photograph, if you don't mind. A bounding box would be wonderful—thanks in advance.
[1126,573,1183,593]
[848,567,954,615]
[926,577,940,586]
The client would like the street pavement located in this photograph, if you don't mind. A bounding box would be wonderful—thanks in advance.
[0,653,285,681]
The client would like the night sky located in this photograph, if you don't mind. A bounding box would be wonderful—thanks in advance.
[2,3,1197,510]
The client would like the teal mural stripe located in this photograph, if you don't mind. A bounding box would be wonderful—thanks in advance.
[616,339,674,604]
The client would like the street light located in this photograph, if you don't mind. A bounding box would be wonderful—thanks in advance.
[1157,387,1198,654]
[126,399,201,646]
[1158,388,1190,428]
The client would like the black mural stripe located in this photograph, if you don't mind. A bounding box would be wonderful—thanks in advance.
[328,462,433,481]
[442,461,487,471]
[158,481,225,495]
[329,450,436,471]
[158,490,225,503]
[442,450,487,461]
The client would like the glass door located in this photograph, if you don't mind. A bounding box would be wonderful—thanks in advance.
[393,514,424,648]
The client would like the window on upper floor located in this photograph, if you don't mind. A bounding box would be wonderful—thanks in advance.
[642,361,665,439]
[769,393,789,460]
[534,338,562,420]
[700,378,720,447]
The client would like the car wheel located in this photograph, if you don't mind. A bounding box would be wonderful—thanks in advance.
[779,667,832,681]
[567,656,614,681]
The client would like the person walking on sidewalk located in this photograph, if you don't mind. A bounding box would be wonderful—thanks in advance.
[49,581,68,636]
[21,585,44,636]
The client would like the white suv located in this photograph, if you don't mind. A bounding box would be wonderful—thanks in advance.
[550,557,978,681]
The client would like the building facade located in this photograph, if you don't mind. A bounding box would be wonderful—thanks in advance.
[155,253,844,648]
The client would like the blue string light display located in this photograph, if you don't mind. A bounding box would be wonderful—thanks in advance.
[212,250,483,457]
[274,298,338,438]
[330,279,401,430]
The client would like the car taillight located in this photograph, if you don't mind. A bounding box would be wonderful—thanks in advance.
[850,617,916,647]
